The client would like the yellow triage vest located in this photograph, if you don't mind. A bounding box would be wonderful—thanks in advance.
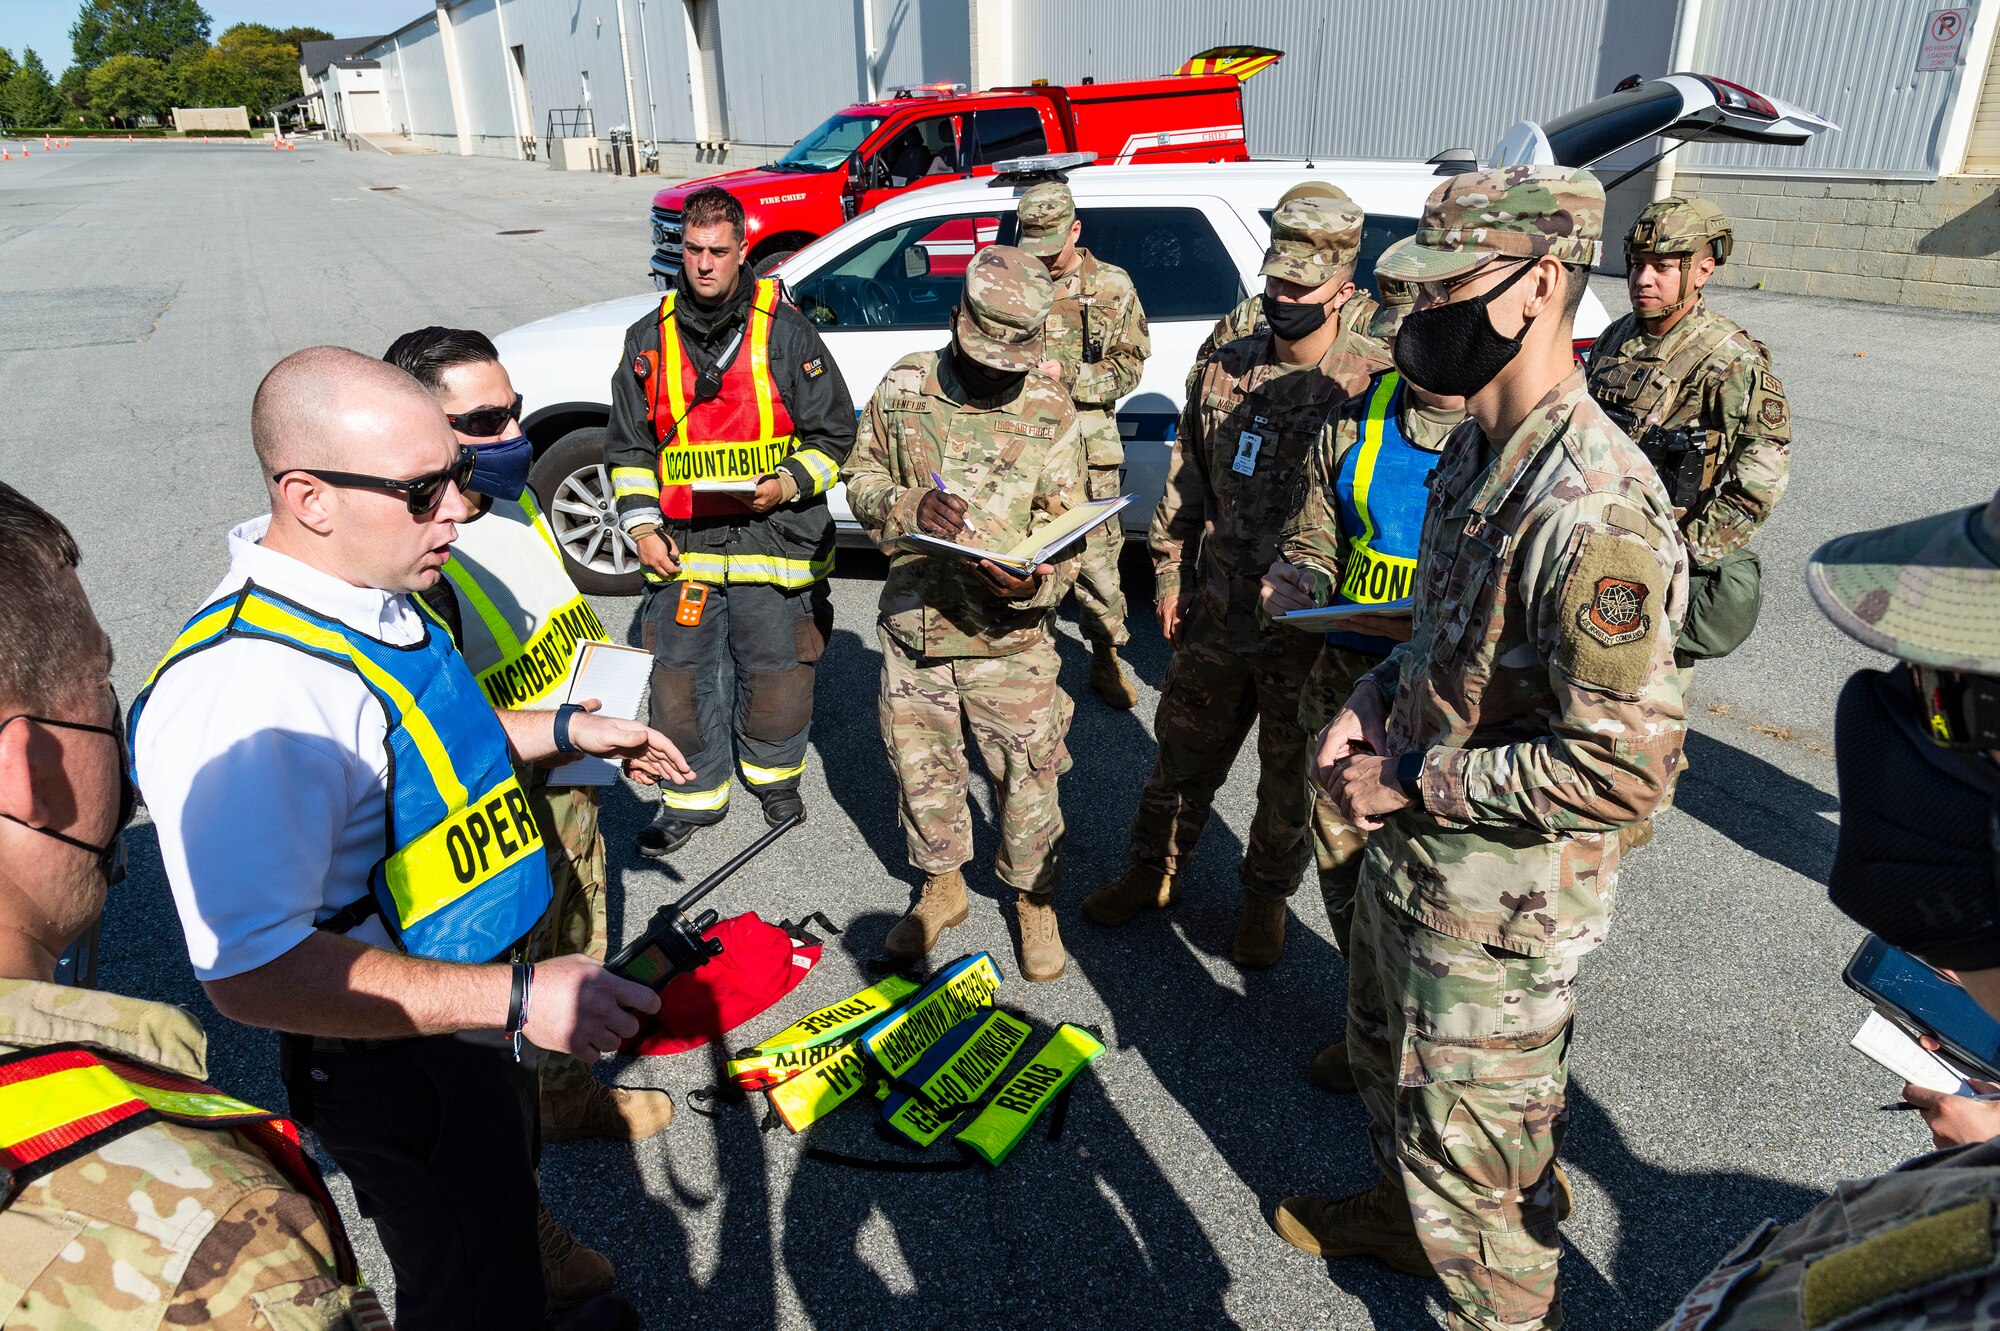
[440,493,607,709]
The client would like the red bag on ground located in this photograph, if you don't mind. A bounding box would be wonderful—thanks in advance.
[629,912,822,1056]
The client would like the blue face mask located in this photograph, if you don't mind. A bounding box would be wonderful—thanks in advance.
[469,435,533,501]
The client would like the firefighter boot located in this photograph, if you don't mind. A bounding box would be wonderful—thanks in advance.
[1089,642,1138,709]
[1273,1183,1431,1277]
[1310,1037,1358,1094]
[635,806,702,860]
[883,871,968,960]
[539,1202,616,1307]
[1232,890,1288,969]
[542,1077,676,1142]
[1016,891,1066,982]
[1080,863,1179,926]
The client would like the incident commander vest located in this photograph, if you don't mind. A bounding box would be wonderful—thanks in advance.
[647,277,796,523]
[440,491,607,709]
[1329,371,1441,657]
[130,584,554,963]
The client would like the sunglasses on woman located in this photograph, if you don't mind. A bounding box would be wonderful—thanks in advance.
[446,395,524,438]
[274,446,477,517]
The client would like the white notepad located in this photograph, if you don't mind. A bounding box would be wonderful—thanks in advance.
[694,480,759,494]
[548,640,654,787]
[889,494,1133,576]
[1278,598,1415,631]
[1852,1009,1974,1095]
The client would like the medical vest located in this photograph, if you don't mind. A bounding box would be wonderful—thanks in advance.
[440,492,606,709]
[1328,371,1441,657]
[132,584,554,963]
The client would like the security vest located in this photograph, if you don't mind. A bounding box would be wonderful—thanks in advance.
[648,277,793,517]
[132,584,554,963]
[1329,371,1440,656]
[0,1043,359,1280]
[440,492,607,709]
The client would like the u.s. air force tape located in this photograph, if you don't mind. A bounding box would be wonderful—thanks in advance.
[956,1023,1104,1166]
[860,953,1002,1078]
[880,1008,1033,1148]
[727,974,920,1092]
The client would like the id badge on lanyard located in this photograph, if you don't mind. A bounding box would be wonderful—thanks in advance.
[1232,414,1269,477]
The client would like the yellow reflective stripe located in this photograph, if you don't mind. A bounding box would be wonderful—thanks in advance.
[739,757,807,786]
[612,467,661,498]
[677,550,832,588]
[382,773,544,928]
[883,1009,1033,1147]
[1340,373,1417,607]
[661,780,731,811]
[517,493,565,564]
[955,1023,1105,1166]
[0,1064,133,1148]
[766,1038,872,1131]
[661,297,689,429]
[442,559,524,660]
[750,279,776,440]
[1353,371,1400,551]
[861,953,1003,1077]
[735,976,921,1060]
[658,438,793,486]
[145,601,236,686]
[475,595,605,709]
[793,448,839,495]
[234,598,467,808]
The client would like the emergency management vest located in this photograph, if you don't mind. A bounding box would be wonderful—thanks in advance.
[0,1043,359,1280]
[131,585,554,963]
[439,492,607,709]
[647,278,796,522]
[1329,371,1440,655]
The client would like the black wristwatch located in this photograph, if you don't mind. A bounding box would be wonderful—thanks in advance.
[1394,750,1426,805]
[552,703,584,756]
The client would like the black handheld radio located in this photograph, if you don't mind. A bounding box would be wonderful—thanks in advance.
[606,813,803,989]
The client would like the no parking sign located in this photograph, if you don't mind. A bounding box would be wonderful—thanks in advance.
[1917,8,1971,71]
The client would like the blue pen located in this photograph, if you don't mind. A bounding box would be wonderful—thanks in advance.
[929,471,976,533]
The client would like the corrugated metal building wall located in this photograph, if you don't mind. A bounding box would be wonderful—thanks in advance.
[451,0,523,156]
[380,19,457,148]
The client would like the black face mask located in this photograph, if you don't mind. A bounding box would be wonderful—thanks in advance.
[1828,668,2000,970]
[0,693,134,887]
[1393,259,1539,398]
[949,342,1027,402]
[1262,292,1330,342]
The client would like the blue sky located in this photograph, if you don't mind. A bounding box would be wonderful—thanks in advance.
[0,1,421,76]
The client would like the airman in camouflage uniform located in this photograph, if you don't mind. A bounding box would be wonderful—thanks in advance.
[845,245,1086,982]
[1277,168,1688,1331]
[1017,180,1151,709]
[1084,197,1388,969]
[1186,181,1380,397]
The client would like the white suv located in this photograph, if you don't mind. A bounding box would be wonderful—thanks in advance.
[499,74,1830,595]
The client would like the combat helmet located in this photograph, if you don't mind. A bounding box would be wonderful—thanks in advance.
[1626,196,1733,316]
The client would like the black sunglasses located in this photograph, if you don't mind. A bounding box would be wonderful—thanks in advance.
[447,395,524,438]
[275,446,477,516]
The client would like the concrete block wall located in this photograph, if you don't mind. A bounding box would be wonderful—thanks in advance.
[1676,171,2000,315]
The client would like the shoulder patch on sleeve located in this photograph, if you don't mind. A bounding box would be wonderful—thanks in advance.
[1557,529,1669,696]
[803,355,825,380]
[1751,368,1789,432]
[1760,368,1784,397]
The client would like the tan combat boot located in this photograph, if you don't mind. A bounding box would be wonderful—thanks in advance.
[1089,642,1138,709]
[884,870,968,960]
[542,1078,676,1142]
[1015,891,1066,981]
[539,1201,616,1307]
[1619,816,1655,852]
[1080,863,1179,926]
[1273,1183,1431,1277]
[1232,891,1288,968]
[1310,1038,1357,1094]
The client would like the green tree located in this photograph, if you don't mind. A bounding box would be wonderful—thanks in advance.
[85,52,173,125]
[0,49,19,85]
[3,50,67,128]
[56,66,93,124]
[71,0,212,75]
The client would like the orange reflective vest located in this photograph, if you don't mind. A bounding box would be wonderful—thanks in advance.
[643,276,796,522]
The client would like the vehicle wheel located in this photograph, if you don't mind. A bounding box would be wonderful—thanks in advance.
[754,249,796,275]
[528,426,645,596]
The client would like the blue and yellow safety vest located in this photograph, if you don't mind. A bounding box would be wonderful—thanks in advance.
[131,584,554,963]
[1329,371,1442,656]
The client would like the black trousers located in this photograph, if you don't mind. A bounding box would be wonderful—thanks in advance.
[287,1032,546,1330]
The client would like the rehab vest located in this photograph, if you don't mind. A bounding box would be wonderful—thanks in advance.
[1328,371,1439,656]
[132,584,554,963]
[648,278,796,521]
[440,491,607,709]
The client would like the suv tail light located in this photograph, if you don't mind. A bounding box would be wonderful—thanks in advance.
[1697,76,1777,120]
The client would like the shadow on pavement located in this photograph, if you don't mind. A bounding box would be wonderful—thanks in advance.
[1674,728,1839,885]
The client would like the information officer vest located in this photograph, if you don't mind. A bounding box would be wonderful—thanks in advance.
[1330,371,1441,656]
[647,277,795,522]
[0,1043,359,1280]
[440,492,607,709]
[131,584,554,963]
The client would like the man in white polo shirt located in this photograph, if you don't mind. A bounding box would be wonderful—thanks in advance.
[131,346,692,1331]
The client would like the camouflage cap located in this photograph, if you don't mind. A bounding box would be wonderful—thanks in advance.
[1277,179,1338,210]
[1016,181,1075,258]
[1260,192,1364,287]
[1806,488,2000,673]
[1627,195,1734,264]
[1369,236,1417,341]
[1377,165,1605,284]
[955,244,1053,372]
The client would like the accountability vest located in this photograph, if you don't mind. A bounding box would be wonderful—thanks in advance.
[0,1043,359,1280]
[647,277,796,523]
[1329,371,1440,656]
[132,584,554,963]
[440,492,607,709]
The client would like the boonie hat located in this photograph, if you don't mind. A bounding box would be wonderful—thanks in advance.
[1807,487,2000,674]
[1016,181,1076,258]
[1259,191,1364,287]
[1378,165,1605,284]
[954,244,1053,372]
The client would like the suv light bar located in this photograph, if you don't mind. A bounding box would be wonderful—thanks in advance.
[889,82,967,99]
[990,151,1097,182]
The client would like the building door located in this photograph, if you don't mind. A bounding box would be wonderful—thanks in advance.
[510,44,536,159]
[346,89,387,135]
[684,0,728,141]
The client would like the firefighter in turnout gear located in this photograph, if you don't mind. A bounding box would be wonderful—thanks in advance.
[606,187,857,858]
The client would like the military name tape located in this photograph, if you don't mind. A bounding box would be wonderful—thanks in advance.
[881,1008,1034,1148]
[956,1023,1104,1167]
[861,953,1003,1078]
[727,974,921,1091]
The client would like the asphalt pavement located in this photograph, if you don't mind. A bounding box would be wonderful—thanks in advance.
[6,137,2000,1330]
